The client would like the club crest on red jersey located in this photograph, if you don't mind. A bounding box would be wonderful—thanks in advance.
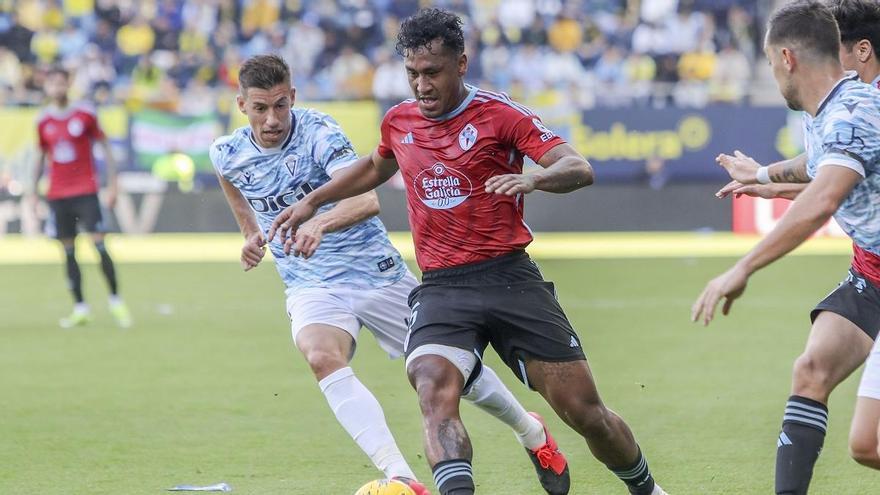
[67,118,84,137]
[414,162,473,210]
[458,123,478,151]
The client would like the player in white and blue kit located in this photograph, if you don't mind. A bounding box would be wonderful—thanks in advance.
[692,3,880,492]
[212,55,559,494]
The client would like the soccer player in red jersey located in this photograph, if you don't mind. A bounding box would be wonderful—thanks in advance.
[270,9,666,495]
[32,67,131,328]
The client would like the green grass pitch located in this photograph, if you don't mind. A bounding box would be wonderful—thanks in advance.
[1,255,875,494]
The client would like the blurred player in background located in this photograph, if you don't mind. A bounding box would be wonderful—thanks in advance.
[270,10,666,495]
[212,54,570,495]
[32,67,131,329]
[692,2,880,493]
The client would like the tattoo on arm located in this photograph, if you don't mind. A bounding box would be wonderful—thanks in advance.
[769,161,811,183]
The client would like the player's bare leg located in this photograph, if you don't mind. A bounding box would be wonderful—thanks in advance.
[849,397,880,469]
[296,324,423,487]
[776,311,872,494]
[527,359,662,495]
[407,354,474,495]
[58,236,90,328]
[89,232,130,327]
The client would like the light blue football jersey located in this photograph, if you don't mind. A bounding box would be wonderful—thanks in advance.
[804,73,880,255]
[210,107,406,291]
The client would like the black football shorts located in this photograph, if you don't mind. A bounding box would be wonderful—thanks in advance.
[404,250,586,389]
[47,193,106,239]
[811,268,880,340]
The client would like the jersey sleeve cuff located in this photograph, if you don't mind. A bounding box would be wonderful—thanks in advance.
[326,158,358,176]
[530,136,565,163]
[817,152,866,177]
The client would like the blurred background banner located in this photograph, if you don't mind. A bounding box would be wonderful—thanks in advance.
[130,109,221,171]
[572,105,790,183]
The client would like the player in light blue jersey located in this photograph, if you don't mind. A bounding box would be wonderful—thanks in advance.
[212,55,565,495]
[692,3,880,493]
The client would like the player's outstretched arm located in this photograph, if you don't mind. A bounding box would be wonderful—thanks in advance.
[216,172,265,271]
[269,150,399,243]
[291,189,380,259]
[692,164,862,326]
[717,151,809,185]
[716,180,808,200]
[486,143,593,196]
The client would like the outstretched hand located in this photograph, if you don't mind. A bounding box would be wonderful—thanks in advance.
[268,201,318,247]
[691,265,750,326]
[716,180,780,199]
[716,150,761,185]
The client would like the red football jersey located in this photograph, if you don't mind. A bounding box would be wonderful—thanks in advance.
[378,86,564,271]
[853,243,880,288]
[37,104,105,200]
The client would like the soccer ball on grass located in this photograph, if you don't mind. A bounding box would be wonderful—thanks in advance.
[354,478,416,495]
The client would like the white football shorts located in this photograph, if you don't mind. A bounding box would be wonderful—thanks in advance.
[859,336,880,400]
[286,271,418,359]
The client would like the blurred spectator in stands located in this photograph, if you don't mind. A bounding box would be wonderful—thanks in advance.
[326,44,373,99]
[182,0,219,38]
[726,5,757,65]
[371,47,409,114]
[510,43,546,96]
[126,54,162,111]
[594,44,629,107]
[0,0,764,111]
[241,0,281,36]
[94,0,123,31]
[90,18,117,54]
[479,27,512,92]
[284,17,325,87]
[625,50,656,106]
[521,15,547,46]
[2,12,35,63]
[71,44,116,99]
[547,11,582,54]
[709,40,751,104]
[58,23,90,64]
[116,15,155,73]
[30,27,60,64]
[0,46,23,99]
[498,0,535,36]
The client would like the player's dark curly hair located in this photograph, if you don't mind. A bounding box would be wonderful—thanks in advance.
[395,8,465,57]
[830,0,880,60]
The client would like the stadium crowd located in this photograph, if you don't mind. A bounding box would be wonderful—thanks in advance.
[0,0,760,111]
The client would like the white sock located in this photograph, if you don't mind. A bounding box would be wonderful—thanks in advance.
[318,367,415,480]
[108,295,123,306]
[462,365,546,450]
[73,302,90,314]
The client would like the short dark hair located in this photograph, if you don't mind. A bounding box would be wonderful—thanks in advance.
[830,0,880,59]
[766,1,840,62]
[238,54,290,93]
[395,8,465,57]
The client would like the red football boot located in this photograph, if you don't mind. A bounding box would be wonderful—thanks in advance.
[525,412,571,495]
